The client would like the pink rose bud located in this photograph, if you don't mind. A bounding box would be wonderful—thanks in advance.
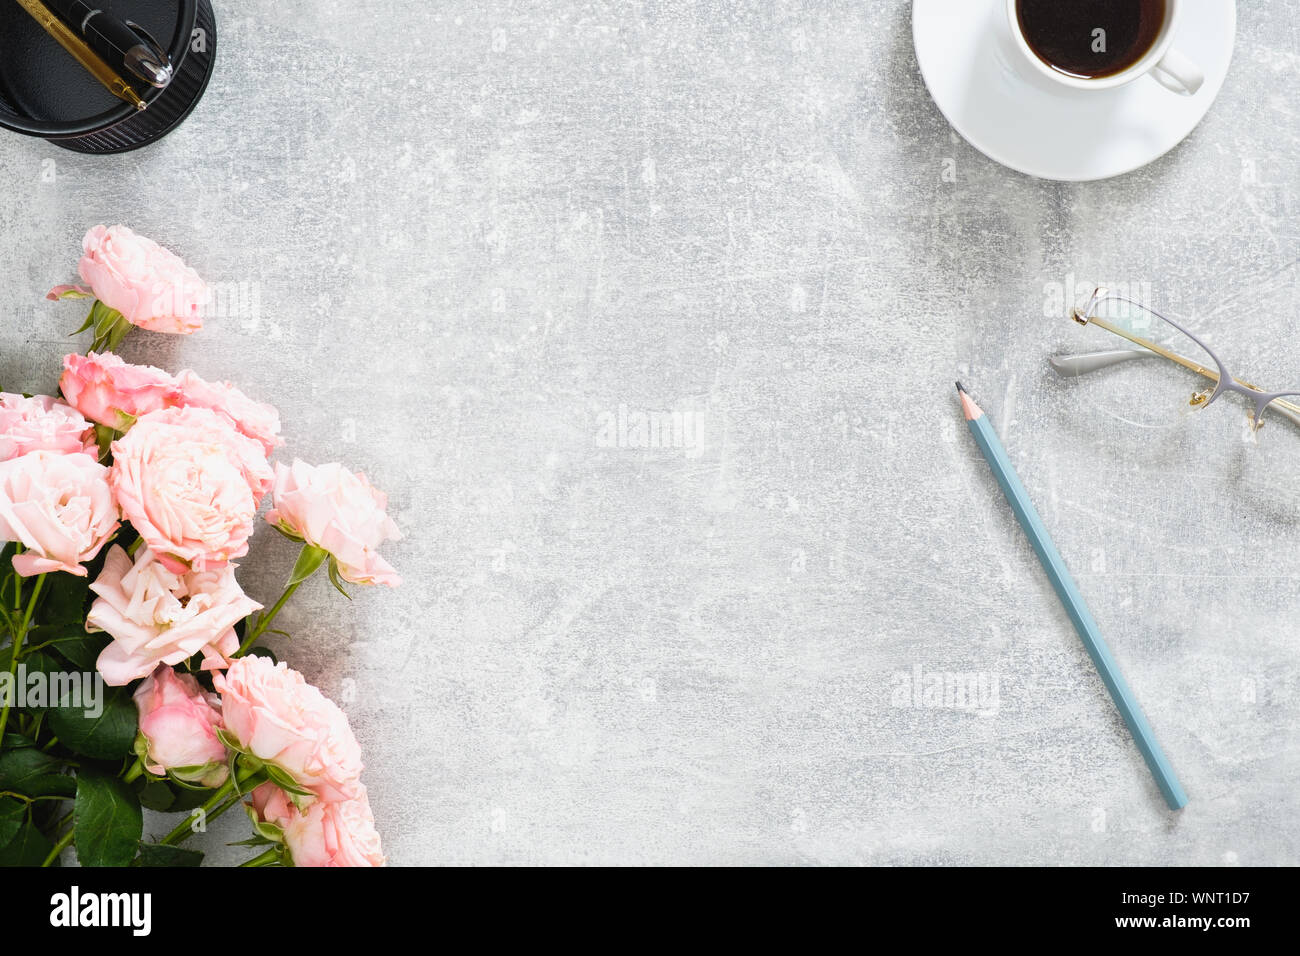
[215,656,364,803]
[46,284,91,301]
[172,369,283,456]
[77,224,210,334]
[266,460,402,587]
[0,392,95,461]
[133,665,229,788]
[60,352,178,431]
[110,406,273,574]
[249,782,385,867]
[89,544,262,686]
[0,449,119,577]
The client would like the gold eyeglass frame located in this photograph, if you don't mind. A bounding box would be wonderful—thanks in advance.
[1056,287,1300,432]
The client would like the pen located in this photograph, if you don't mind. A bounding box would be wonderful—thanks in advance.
[10,0,147,110]
[44,0,173,88]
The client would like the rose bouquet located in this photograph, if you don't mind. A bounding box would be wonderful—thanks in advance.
[0,226,397,867]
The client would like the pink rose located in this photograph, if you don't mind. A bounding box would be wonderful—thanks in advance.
[0,393,95,460]
[266,461,401,587]
[60,352,177,430]
[215,656,364,803]
[132,665,229,787]
[173,369,282,455]
[110,406,273,573]
[0,450,118,576]
[249,783,385,867]
[89,544,261,686]
[77,224,209,334]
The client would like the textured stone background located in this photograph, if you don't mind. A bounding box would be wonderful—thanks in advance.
[1,0,1297,865]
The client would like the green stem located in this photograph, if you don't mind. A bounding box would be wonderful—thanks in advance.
[199,791,243,829]
[0,791,68,804]
[239,847,282,867]
[11,547,21,613]
[160,778,234,846]
[160,763,262,845]
[123,757,145,784]
[17,574,45,642]
[0,574,44,744]
[41,828,75,867]
[238,581,301,655]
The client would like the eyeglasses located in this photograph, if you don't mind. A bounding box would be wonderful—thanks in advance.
[1049,287,1300,435]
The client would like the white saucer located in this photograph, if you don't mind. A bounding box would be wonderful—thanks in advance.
[912,0,1236,181]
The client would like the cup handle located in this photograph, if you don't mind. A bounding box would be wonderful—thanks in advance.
[1149,47,1204,96]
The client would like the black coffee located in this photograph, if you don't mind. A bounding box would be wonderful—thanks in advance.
[1015,0,1167,79]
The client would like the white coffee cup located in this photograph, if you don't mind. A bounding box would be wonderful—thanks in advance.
[1005,0,1204,95]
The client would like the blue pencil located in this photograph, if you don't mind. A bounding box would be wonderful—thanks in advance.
[956,381,1187,811]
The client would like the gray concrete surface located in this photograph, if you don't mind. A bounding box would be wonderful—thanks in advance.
[1,0,1297,865]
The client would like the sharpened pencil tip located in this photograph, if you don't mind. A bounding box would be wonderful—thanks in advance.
[955,380,966,394]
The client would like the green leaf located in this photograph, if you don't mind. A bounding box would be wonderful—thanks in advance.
[59,634,108,671]
[1,732,35,749]
[74,770,142,867]
[87,300,120,342]
[41,571,92,626]
[48,686,137,760]
[245,646,277,664]
[0,796,26,848]
[166,771,211,791]
[15,648,64,693]
[26,625,107,671]
[136,842,202,867]
[263,763,311,797]
[327,560,352,599]
[271,522,303,543]
[136,778,174,812]
[94,424,117,462]
[287,545,328,587]
[252,819,283,842]
[166,783,217,813]
[0,821,54,866]
[13,649,65,725]
[0,747,74,798]
[0,550,14,634]
[93,304,130,351]
[229,835,273,847]
[214,728,245,754]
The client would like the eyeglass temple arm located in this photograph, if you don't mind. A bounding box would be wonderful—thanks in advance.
[1049,350,1155,376]
[1057,313,1300,429]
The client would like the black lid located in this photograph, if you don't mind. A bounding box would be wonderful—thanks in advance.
[0,0,216,153]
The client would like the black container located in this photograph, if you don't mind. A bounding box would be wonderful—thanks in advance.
[0,0,216,153]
